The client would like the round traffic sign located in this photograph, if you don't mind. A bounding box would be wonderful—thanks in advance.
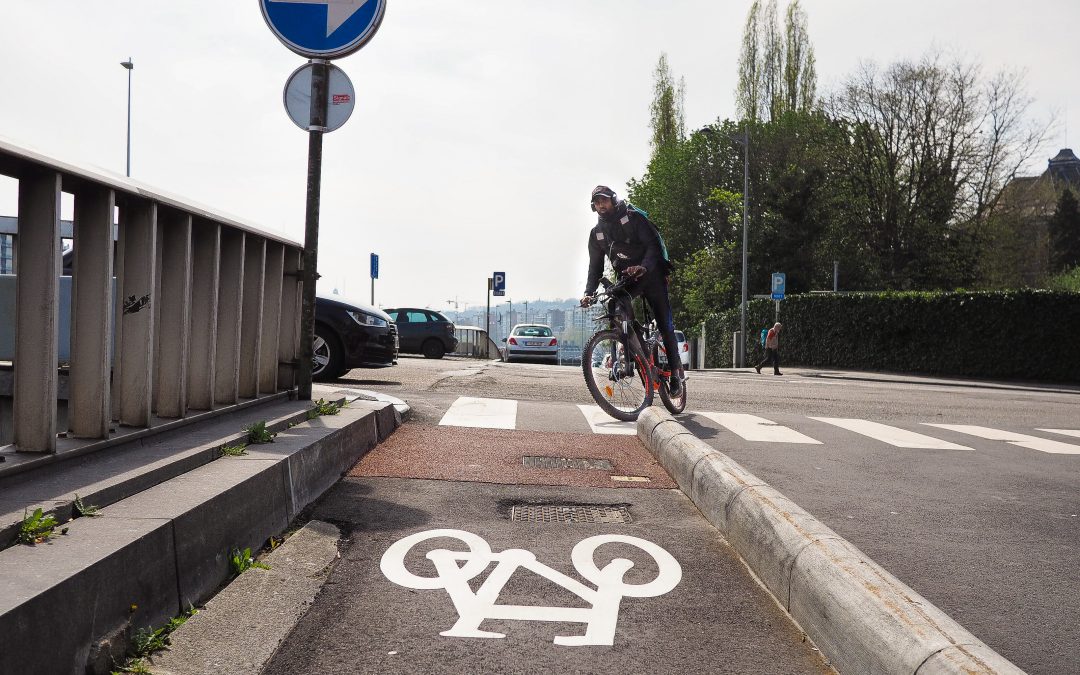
[260,0,386,59]
[283,62,356,132]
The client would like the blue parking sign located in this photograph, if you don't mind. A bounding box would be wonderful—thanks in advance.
[370,253,379,280]
[771,272,786,300]
[260,0,386,59]
[492,272,506,297]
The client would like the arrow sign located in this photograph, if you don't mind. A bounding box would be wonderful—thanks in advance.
[260,0,387,59]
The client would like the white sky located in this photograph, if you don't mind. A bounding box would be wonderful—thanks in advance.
[1,1,1077,312]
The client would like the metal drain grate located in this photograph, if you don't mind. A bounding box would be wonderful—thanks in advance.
[522,456,613,471]
[511,504,632,524]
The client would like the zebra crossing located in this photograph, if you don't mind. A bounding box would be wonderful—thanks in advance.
[436,396,1080,455]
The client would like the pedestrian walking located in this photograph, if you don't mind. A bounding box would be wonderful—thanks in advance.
[755,322,783,375]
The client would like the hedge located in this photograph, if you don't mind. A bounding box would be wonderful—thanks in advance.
[702,290,1080,382]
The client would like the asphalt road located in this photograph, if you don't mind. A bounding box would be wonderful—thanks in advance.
[328,356,1080,674]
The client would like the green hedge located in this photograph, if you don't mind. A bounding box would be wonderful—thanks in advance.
[702,290,1080,382]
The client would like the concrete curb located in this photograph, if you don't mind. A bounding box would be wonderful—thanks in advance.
[637,408,1025,675]
[149,520,343,675]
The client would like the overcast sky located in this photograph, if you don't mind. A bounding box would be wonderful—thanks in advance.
[1,1,1077,313]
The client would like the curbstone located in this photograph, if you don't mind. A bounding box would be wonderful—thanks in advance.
[638,408,1025,675]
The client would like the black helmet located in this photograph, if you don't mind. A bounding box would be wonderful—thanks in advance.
[590,185,617,211]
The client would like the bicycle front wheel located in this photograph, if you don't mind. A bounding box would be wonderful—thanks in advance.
[581,329,652,421]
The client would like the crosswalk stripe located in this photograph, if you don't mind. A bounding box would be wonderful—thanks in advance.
[1038,429,1080,439]
[923,424,1080,455]
[694,412,822,444]
[810,418,972,450]
[439,397,517,429]
[576,405,638,435]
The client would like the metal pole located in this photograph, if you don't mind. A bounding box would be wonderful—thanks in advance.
[524,300,528,323]
[485,277,491,340]
[297,59,329,401]
[739,127,749,368]
[833,260,839,292]
[121,58,134,177]
[371,277,374,305]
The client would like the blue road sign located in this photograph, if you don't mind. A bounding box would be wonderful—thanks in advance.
[492,272,506,297]
[260,0,387,59]
[370,252,379,280]
[771,272,786,300]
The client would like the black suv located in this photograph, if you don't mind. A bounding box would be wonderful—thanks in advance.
[383,308,458,359]
[314,294,398,380]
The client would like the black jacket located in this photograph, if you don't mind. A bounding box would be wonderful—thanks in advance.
[584,201,668,295]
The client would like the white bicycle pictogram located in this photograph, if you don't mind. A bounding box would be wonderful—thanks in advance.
[379,528,682,646]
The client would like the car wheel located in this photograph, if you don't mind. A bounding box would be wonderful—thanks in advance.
[313,325,345,381]
[421,338,445,359]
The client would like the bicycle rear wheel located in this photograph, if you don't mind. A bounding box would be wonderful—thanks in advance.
[581,329,652,421]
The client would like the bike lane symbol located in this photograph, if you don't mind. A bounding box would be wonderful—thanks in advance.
[379,529,683,646]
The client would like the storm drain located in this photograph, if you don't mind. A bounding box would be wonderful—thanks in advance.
[522,456,614,471]
[510,504,632,524]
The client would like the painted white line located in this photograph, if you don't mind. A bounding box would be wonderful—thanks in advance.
[923,424,1080,455]
[439,397,517,429]
[1038,429,1080,439]
[577,405,638,435]
[695,412,821,444]
[810,418,972,450]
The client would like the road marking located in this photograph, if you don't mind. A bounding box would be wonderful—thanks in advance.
[923,425,1080,455]
[1038,429,1080,439]
[439,397,517,429]
[380,529,681,646]
[577,405,638,435]
[694,412,822,444]
[810,418,972,449]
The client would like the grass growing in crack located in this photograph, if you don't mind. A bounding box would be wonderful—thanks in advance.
[17,508,58,545]
[307,398,342,419]
[230,546,270,576]
[244,421,276,444]
[73,494,101,518]
[111,605,197,674]
[219,443,248,457]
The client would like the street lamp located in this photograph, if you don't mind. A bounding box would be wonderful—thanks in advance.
[732,127,750,367]
[120,58,134,177]
[523,300,529,324]
[505,299,512,340]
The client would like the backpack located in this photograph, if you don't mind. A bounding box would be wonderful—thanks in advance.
[760,328,768,347]
[625,203,674,273]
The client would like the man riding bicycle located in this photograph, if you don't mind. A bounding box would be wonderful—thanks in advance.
[580,185,684,396]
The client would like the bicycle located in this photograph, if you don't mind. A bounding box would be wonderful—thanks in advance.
[579,277,687,421]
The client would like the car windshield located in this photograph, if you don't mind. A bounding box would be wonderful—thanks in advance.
[513,326,553,337]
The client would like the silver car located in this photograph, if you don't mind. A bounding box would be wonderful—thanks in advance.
[504,323,559,363]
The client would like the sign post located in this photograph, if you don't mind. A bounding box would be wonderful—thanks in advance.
[370,252,379,304]
[771,272,786,323]
[260,0,386,400]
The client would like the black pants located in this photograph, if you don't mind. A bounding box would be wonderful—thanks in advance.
[757,348,780,374]
[617,275,681,376]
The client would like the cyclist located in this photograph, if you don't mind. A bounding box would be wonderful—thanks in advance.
[580,185,684,395]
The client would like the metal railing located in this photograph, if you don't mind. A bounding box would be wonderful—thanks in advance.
[0,138,303,454]
[451,325,501,359]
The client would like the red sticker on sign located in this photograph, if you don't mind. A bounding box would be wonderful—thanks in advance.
[332,94,351,104]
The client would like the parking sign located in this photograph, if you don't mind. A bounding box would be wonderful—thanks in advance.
[492,272,506,297]
[771,272,786,300]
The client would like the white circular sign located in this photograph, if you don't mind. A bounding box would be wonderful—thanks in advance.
[283,62,356,132]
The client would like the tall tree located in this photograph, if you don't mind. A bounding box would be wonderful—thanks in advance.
[649,53,686,156]
[783,0,817,113]
[735,1,762,121]
[760,0,783,120]
[1049,188,1080,273]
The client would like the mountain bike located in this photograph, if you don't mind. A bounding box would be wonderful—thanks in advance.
[580,277,687,421]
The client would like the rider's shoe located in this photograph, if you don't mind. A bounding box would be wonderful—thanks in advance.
[668,373,682,396]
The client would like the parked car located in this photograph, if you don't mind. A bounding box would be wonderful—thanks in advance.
[504,323,559,363]
[314,293,398,381]
[383,307,458,359]
[658,330,691,368]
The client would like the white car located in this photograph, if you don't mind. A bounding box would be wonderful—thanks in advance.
[659,330,691,368]
[504,324,559,363]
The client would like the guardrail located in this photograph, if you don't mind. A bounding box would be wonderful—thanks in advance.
[0,137,303,454]
[451,326,500,359]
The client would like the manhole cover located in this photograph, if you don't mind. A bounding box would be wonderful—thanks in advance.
[522,456,614,471]
[510,504,632,524]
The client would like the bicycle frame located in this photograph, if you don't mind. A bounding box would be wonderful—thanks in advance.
[588,279,673,390]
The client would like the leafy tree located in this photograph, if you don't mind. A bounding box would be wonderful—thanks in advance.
[736,0,817,121]
[736,1,762,121]
[649,53,686,157]
[1049,188,1080,272]
[783,0,816,113]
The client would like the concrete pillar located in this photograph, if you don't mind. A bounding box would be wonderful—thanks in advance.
[116,201,157,428]
[260,242,285,394]
[154,211,192,418]
[277,249,301,392]
[13,170,62,452]
[186,221,220,410]
[239,236,265,399]
[69,186,115,439]
[214,229,244,406]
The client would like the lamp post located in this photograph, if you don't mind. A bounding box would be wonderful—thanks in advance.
[120,58,134,177]
[733,127,750,367]
[505,299,512,340]
[523,300,529,324]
